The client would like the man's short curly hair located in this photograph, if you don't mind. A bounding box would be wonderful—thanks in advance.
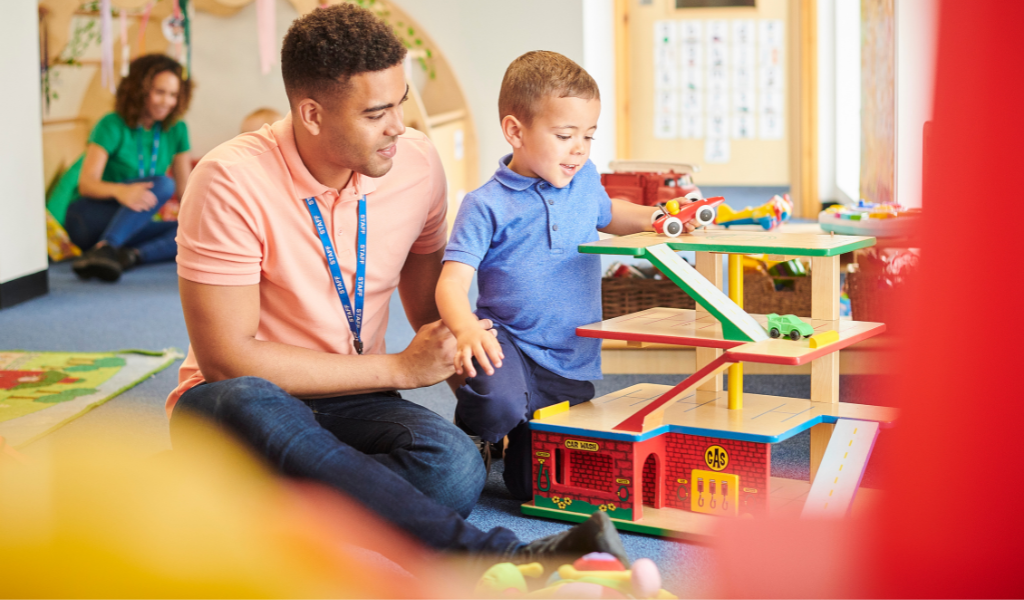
[281,4,407,104]
[115,54,192,128]
[499,51,600,126]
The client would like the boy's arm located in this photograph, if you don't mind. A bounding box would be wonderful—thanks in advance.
[600,198,697,235]
[398,246,446,331]
[436,261,503,377]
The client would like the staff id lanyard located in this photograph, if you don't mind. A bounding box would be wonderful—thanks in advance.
[138,122,161,178]
[303,195,367,354]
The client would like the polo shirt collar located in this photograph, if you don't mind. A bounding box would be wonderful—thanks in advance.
[272,113,379,200]
[493,153,541,191]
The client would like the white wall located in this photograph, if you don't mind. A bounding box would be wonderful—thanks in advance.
[896,0,937,209]
[0,1,48,285]
[391,0,586,184]
[833,0,861,203]
[187,0,296,156]
[817,0,838,203]
[583,0,617,173]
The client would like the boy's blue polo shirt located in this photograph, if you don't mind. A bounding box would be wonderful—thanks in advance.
[444,154,613,381]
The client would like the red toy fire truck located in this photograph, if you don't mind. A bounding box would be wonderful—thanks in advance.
[599,160,702,207]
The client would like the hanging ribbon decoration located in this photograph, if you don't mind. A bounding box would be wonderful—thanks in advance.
[119,10,129,77]
[138,1,153,55]
[39,6,50,114]
[181,0,192,80]
[256,0,276,75]
[100,0,115,93]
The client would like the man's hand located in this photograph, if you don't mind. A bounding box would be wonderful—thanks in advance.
[453,320,504,378]
[117,182,158,212]
[395,319,455,389]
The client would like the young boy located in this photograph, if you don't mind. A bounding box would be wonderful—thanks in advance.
[436,51,697,500]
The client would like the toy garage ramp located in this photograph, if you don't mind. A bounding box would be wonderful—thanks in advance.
[801,419,880,519]
[645,244,768,342]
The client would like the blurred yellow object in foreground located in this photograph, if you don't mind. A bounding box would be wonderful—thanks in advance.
[0,416,460,598]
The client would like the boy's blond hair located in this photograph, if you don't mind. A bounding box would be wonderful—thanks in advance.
[498,51,600,126]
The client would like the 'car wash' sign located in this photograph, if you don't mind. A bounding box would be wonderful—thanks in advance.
[565,439,600,452]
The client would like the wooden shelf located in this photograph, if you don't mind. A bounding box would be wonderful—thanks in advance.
[578,307,885,364]
[580,229,875,258]
[530,384,898,444]
[599,335,898,375]
[426,108,466,128]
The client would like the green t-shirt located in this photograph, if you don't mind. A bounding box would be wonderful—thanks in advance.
[46,113,191,225]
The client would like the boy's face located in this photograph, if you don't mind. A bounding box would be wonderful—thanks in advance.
[506,95,600,189]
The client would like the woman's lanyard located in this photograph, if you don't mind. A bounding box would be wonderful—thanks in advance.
[303,195,367,354]
[137,123,161,178]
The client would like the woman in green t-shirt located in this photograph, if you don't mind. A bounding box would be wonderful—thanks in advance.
[54,54,194,282]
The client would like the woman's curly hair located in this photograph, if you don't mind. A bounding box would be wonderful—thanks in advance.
[115,54,193,128]
[281,3,407,103]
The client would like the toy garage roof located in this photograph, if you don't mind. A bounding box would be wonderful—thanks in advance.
[529,384,898,444]
[580,230,875,257]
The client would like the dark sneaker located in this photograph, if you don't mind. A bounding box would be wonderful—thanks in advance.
[72,245,122,282]
[509,511,630,570]
[116,247,140,270]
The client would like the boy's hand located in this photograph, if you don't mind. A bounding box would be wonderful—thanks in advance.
[454,321,504,378]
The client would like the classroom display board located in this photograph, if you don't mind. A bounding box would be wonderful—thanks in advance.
[654,18,785,165]
[625,0,790,186]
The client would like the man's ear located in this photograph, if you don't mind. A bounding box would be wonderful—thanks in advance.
[501,115,526,149]
[295,98,323,136]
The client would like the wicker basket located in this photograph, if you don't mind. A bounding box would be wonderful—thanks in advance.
[601,277,696,319]
[847,270,899,325]
[742,269,812,317]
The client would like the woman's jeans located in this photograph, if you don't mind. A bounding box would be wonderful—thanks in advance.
[65,175,178,264]
[171,376,521,555]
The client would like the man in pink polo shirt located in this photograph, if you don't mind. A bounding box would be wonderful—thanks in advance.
[168,4,627,565]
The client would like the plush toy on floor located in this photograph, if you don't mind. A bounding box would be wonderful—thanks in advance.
[475,552,677,598]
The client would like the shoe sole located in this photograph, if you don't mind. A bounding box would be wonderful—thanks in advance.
[73,261,121,282]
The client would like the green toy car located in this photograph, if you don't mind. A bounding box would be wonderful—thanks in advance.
[766,313,814,340]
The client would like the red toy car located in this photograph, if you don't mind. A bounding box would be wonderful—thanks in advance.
[652,195,725,237]
[600,160,702,206]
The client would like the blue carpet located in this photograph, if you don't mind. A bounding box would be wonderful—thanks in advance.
[0,252,886,597]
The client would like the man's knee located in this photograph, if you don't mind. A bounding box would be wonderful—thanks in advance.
[176,376,288,421]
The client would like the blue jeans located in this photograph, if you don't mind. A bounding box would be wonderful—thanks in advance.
[170,376,521,554]
[65,175,178,263]
[455,328,596,501]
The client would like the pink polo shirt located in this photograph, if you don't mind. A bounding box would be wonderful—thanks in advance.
[166,114,447,415]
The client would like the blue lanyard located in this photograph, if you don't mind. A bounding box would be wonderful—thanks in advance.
[303,195,367,354]
[137,123,161,178]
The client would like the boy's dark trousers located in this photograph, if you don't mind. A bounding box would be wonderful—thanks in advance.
[455,327,595,500]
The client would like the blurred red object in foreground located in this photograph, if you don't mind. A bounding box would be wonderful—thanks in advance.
[716,2,1024,597]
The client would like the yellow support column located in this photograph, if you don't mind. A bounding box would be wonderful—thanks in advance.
[727,254,743,410]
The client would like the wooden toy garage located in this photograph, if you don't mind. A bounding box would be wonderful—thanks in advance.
[522,230,899,540]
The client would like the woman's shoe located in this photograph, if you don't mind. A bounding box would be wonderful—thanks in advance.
[72,245,122,282]
[116,247,141,271]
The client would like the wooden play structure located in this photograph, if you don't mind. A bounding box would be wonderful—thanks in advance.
[522,229,897,540]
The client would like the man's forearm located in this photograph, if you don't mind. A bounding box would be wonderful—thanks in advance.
[199,337,413,399]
